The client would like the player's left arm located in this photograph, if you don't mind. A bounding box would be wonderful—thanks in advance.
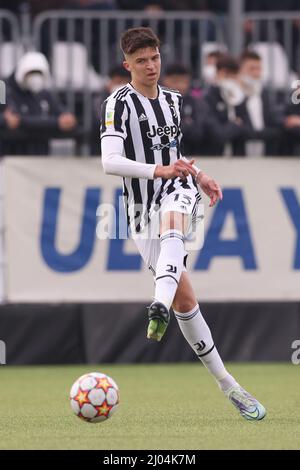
[182,157,222,207]
[179,96,222,207]
[196,170,223,207]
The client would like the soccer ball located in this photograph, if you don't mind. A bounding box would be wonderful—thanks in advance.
[70,372,120,423]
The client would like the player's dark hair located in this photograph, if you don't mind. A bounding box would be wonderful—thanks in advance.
[240,50,261,64]
[216,54,239,74]
[164,63,191,76]
[120,27,160,55]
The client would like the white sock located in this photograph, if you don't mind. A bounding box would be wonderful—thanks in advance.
[154,229,185,310]
[174,304,238,391]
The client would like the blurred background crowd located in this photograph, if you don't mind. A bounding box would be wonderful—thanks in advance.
[1,0,300,157]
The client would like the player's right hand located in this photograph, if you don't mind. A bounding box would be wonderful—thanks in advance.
[154,159,197,180]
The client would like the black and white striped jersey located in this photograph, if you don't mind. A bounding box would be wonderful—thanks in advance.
[100,82,199,232]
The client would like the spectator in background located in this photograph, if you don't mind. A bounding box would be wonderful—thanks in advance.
[241,0,300,70]
[236,50,284,156]
[283,82,300,156]
[91,65,130,155]
[202,50,223,87]
[202,54,249,156]
[0,51,77,156]
[162,63,206,156]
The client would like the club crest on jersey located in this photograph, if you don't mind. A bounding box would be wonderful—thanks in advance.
[105,109,114,126]
[169,104,178,119]
[147,124,178,139]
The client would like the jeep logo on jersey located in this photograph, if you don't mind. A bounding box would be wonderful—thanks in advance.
[147,124,178,139]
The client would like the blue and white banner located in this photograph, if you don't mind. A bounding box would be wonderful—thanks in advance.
[2,157,300,302]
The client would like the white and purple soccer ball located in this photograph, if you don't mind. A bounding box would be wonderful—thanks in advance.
[70,372,120,423]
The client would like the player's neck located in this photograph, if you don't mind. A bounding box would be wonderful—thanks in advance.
[130,80,158,99]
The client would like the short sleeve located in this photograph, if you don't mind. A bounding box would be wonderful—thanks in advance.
[100,95,128,141]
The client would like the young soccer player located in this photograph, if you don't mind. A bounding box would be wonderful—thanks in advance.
[100,27,266,421]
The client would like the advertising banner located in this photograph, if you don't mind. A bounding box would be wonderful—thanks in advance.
[3,157,300,302]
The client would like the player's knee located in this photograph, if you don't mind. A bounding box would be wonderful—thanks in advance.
[172,294,196,313]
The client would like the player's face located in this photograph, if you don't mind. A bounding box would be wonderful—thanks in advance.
[124,47,161,87]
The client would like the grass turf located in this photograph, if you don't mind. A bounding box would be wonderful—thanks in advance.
[0,363,299,450]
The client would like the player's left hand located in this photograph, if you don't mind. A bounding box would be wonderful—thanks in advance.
[197,171,223,207]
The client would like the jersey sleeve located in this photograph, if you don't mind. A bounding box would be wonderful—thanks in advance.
[101,136,157,179]
[100,95,128,141]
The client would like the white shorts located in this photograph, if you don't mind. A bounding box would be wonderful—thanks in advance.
[133,185,202,277]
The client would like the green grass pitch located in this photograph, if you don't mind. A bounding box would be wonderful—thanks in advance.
[0,363,299,450]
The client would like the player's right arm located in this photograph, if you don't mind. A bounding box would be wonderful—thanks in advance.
[100,96,196,180]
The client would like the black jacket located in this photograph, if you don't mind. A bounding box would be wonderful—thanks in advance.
[180,92,207,156]
[281,99,300,156]
[0,75,65,155]
[235,89,284,156]
[201,85,250,156]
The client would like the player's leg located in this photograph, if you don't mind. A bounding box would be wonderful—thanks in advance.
[132,218,173,342]
[172,272,266,421]
[154,210,188,309]
[172,271,236,388]
[147,210,188,341]
[147,183,202,340]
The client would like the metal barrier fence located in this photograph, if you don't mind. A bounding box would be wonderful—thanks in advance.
[1,9,300,154]
[243,12,300,90]
[31,10,225,152]
[0,9,21,78]
[33,10,224,80]
[3,9,300,89]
